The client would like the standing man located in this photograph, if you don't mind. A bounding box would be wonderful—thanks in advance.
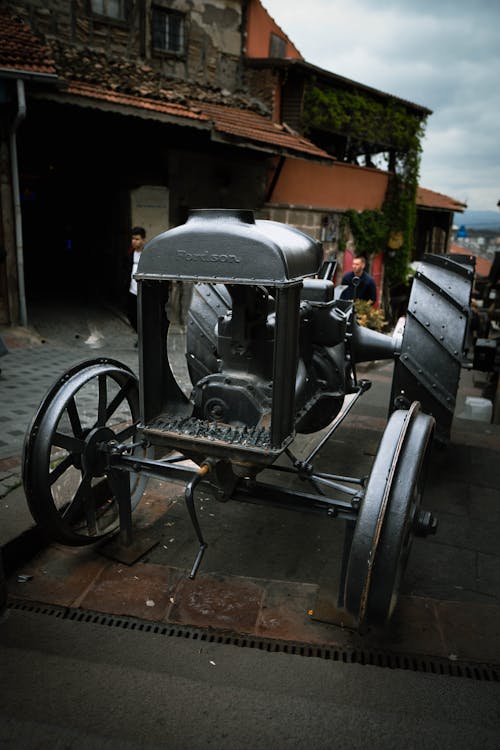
[340,255,377,303]
[127,226,146,335]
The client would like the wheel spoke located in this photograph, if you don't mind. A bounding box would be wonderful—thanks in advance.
[49,452,77,485]
[62,472,111,536]
[104,379,135,423]
[61,472,91,525]
[52,431,84,454]
[97,373,108,425]
[66,396,83,438]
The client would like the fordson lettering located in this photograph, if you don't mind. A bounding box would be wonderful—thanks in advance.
[177,249,240,263]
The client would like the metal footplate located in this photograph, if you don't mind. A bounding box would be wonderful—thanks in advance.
[140,415,286,465]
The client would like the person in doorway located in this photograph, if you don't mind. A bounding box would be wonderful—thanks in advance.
[340,255,377,303]
[127,226,146,336]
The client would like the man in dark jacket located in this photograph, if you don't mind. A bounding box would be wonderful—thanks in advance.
[340,255,377,303]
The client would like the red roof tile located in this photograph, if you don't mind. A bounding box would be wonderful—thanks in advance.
[199,102,332,159]
[417,187,466,212]
[58,81,332,161]
[0,8,327,160]
[65,81,208,124]
[0,7,56,77]
[48,38,263,112]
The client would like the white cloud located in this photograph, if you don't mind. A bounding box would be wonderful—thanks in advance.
[261,0,500,209]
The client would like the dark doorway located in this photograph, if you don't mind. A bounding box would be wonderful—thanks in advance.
[18,102,134,310]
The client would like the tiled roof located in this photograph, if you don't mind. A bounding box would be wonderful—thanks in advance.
[0,7,329,161]
[417,187,467,212]
[200,102,332,159]
[0,7,56,77]
[48,38,266,113]
[65,81,209,125]
[55,81,332,161]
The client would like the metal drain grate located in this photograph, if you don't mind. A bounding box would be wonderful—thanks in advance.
[8,599,499,682]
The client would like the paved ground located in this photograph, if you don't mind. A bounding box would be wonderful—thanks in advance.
[0,300,139,462]
[1,301,500,672]
[1,605,499,749]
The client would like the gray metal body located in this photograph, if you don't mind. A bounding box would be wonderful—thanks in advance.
[21,209,474,630]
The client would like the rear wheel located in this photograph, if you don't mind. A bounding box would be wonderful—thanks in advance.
[186,283,231,384]
[390,253,475,443]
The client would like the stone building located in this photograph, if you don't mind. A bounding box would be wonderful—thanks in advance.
[0,0,464,326]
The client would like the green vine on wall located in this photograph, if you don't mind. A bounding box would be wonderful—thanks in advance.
[339,209,388,257]
[303,86,423,153]
[303,84,427,286]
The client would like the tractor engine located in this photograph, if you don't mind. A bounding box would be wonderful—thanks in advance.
[188,280,350,435]
[133,208,403,466]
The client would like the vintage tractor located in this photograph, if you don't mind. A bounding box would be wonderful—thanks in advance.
[22,209,475,630]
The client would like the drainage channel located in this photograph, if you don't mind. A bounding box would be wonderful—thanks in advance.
[7,599,499,683]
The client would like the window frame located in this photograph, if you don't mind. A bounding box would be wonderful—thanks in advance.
[151,5,187,57]
[88,0,129,25]
[269,33,287,59]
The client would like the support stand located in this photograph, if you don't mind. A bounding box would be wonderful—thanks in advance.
[310,520,359,630]
[99,468,160,565]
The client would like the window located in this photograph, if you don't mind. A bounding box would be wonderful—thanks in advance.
[152,7,185,54]
[269,33,286,58]
[90,0,126,21]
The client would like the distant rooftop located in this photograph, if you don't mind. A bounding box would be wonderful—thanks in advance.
[417,187,467,212]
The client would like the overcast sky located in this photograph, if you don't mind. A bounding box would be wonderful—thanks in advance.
[261,0,500,211]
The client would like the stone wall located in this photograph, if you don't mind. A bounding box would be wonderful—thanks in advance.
[8,0,244,92]
[258,203,345,271]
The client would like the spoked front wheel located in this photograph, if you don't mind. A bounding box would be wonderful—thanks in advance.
[343,402,435,628]
[23,358,150,546]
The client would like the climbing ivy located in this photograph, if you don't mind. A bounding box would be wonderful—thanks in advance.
[340,209,388,257]
[302,86,423,153]
[303,84,427,286]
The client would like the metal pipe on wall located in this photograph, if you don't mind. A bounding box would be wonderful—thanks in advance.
[9,78,27,327]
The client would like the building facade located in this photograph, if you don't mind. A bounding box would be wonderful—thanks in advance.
[0,0,465,326]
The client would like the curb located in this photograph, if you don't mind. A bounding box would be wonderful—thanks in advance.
[1,524,48,577]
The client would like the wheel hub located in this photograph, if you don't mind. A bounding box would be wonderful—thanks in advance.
[82,426,116,477]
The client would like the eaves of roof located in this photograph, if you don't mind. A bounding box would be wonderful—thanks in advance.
[43,81,210,128]
[200,101,332,160]
[36,80,333,162]
[417,187,467,212]
[246,57,432,117]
